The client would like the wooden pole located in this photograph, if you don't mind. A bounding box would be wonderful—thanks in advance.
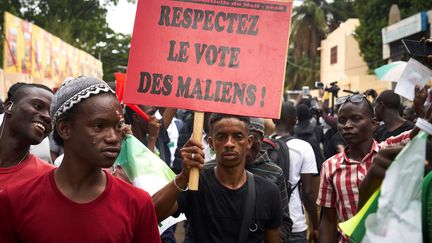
[188,111,204,191]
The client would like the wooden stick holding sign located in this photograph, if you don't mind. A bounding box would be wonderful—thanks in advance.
[189,111,204,191]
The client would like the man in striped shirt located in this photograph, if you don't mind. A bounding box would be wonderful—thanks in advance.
[316,94,410,243]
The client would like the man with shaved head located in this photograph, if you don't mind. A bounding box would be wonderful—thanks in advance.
[374,90,414,142]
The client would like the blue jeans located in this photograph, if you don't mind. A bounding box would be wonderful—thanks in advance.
[287,230,307,243]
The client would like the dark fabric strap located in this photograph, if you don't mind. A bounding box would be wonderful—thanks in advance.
[238,171,256,243]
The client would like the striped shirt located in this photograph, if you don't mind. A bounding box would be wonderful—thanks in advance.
[316,131,410,222]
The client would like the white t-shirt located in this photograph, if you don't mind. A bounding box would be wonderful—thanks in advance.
[286,138,317,232]
[166,117,180,166]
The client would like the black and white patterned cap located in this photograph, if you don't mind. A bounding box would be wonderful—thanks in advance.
[50,76,114,123]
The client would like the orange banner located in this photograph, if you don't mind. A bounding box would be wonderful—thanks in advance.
[3,12,103,86]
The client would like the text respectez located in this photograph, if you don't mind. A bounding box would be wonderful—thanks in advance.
[159,5,260,36]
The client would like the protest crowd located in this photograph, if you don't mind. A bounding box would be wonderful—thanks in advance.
[1,66,432,242]
[1,2,432,243]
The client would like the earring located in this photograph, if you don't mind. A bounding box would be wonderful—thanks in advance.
[7,103,13,112]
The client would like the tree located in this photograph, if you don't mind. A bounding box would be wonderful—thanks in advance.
[322,0,357,32]
[285,0,326,90]
[95,32,131,82]
[354,0,432,71]
[285,0,357,90]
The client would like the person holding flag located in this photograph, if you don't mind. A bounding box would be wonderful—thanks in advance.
[317,93,413,243]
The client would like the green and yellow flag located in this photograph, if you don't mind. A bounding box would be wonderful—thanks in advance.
[115,134,186,234]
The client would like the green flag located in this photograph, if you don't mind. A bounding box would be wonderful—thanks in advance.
[115,134,186,233]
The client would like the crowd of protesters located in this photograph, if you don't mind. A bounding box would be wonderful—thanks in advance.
[0,54,432,243]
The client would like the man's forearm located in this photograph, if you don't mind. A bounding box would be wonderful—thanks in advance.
[318,207,338,243]
[152,173,188,222]
[303,192,319,229]
[147,135,158,152]
[358,176,381,210]
[301,174,319,229]
[264,228,282,243]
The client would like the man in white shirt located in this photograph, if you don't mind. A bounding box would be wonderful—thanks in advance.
[273,102,319,243]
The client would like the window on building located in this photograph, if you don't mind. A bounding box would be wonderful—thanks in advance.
[330,46,337,64]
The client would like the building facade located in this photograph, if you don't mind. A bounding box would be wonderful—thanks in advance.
[320,19,389,97]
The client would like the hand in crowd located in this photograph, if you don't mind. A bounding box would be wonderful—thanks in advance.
[179,138,205,179]
[311,229,319,242]
[111,165,132,184]
[148,117,161,138]
[413,85,431,119]
[121,124,132,138]
[420,38,432,64]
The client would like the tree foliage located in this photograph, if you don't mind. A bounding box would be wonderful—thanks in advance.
[322,0,357,32]
[96,33,131,82]
[0,0,130,81]
[286,0,326,90]
[354,0,432,71]
[285,0,356,90]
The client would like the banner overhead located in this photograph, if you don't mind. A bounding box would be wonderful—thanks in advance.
[3,12,103,86]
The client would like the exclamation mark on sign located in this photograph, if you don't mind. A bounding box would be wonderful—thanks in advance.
[260,87,266,107]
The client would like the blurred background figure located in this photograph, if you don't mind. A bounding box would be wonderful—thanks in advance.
[294,103,324,172]
[402,106,417,123]
[0,98,4,114]
[374,90,414,142]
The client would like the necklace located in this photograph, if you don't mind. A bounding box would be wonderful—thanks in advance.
[0,115,6,140]
[0,152,28,167]
[16,152,29,166]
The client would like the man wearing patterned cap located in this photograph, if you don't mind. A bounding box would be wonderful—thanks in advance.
[0,76,161,242]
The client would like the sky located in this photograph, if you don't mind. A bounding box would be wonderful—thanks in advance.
[106,0,137,35]
[106,0,304,35]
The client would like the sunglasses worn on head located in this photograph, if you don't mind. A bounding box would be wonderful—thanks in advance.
[336,94,374,116]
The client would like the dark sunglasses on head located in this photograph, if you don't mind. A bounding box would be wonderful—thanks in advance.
[336,94,375,116]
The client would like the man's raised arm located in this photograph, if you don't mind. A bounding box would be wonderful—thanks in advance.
[152,138,204,222]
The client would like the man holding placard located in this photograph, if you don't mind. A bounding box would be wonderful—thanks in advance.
[153,114,283,242]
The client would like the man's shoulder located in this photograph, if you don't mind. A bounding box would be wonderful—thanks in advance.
[251,151,282,169]
[250,158,284,177]
[400,120,415,130]
[32,154,56,170]
[110,174,152,201]
[286,137,313,149]
[203,160,216,170]
[253,173,279,193]
[2,170,50,200]
[322,152,344,169]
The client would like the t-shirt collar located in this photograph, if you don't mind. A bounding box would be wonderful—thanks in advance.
[341,140,379,164]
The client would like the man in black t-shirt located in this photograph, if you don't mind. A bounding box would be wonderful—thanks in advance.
[374,90,414,142]
[153,114,282,243]
[204,117,292,242]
